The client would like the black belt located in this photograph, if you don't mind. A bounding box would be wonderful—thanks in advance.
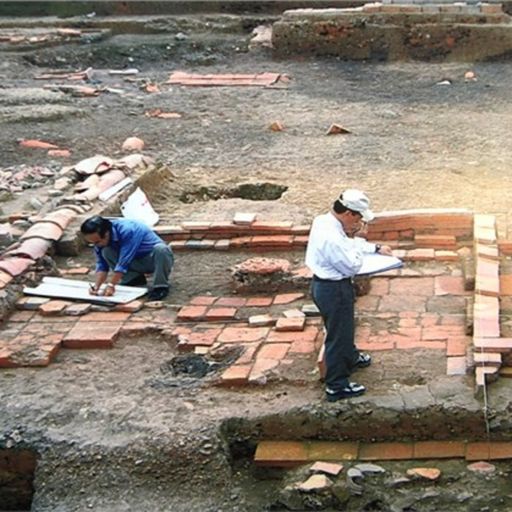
[313,275,351,283]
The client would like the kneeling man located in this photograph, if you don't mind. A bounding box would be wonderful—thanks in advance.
[81,216,174,301]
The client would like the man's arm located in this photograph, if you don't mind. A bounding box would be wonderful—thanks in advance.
[90,271,108,295]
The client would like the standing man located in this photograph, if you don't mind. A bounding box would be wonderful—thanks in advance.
[81,216,174,301]
[305,189,392,402]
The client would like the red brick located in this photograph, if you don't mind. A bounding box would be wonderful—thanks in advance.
[79,311,131,322]
[170,240,187,251]
[254,441,308,467]
[359,442,413,461]
[235,343,262,364]
[413,441,465,459]
[273,293,305,305]
[214,240,230,250]
[415,234,457,249]
[0,347,15,368]
[396,340,446,350]
[500,275,512,296]
[489,442,512,460]
[499,240,512,255]
[466,442,490,461]
[434,276,466,296]
[39,300,72,316]
[404,249,435,261]
[219,365,252,386]
[308,441,359,461]
[369,278,389,296]
[205,307,237,321]
[317,344,326,378]
[355,295,379,311]
[446,356,467,375]
[250,221,294,232]
[64,303,92,316]
[178,328,221,349]
[250,235,293,247]
[399,318,418,328]
[217,326,268,343]
[474,225,496,244]
[422,325,463,341]
[266,325,318,343]
[476,243,499,261]
[389,277,434,296]
[435,250,459,262]
[357,341,395,351]
[215,297,247,307]
[177,305,207,322]
[8,311,34,322]
[246,297,273,307]
[473,338,512,352]
[182,221,211,230]
[248,314,275,327]
[378,294,427,313]
[121,322,162,337]
[289,340,316,354]
[275,317,306,332]
[473,352,501,366]
[447,337,469,356]
[257,343,290,360]
[114,300,143,313]
[63,322,122,348]
[249,358,279,383]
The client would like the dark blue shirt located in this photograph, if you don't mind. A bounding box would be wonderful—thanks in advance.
[95,219,164,274]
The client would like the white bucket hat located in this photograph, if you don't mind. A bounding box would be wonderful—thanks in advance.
[339,189,374,223]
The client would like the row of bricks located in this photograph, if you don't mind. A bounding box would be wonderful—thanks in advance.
[255,439,512,467]
[177,293,305,321]
[361,3,504,14]
[0,319,167,367]
[472,215,503,388]
[169,236,463,261]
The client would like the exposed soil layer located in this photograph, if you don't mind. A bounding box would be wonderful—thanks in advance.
[1,17,512,512]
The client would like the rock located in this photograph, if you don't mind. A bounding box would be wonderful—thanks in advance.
[302,303,320,316]
[347,467,364,480]
[296,474,333,492]
[269,121,284,132]
[248,314,274,327]
[309,461,343,476]
[354,463,386,474]
[467,461,496,474]
[121,136,145,152]
[406,467,441,481]
[283,309,306,318]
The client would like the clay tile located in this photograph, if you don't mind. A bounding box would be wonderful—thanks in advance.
[0,257,35,277]
[21,222,63,242]
[0,270,13,287]
[43,210,76,230]
[7,238,52,260]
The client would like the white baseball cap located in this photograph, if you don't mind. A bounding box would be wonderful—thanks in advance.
[339,189,374,222]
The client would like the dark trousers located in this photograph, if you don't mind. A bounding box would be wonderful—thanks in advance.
[312,278,359,391]
[102,243,174,288]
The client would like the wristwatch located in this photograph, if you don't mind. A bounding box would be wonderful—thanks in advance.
[375,244,382,254]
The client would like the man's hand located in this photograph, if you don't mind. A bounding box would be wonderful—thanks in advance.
[103,284,116,297]
[378,245,393,256]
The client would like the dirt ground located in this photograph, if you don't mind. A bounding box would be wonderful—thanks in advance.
[2,17,512,512]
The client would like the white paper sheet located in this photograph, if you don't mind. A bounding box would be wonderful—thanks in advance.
[24,277,147,304]
[357,253,403,276]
